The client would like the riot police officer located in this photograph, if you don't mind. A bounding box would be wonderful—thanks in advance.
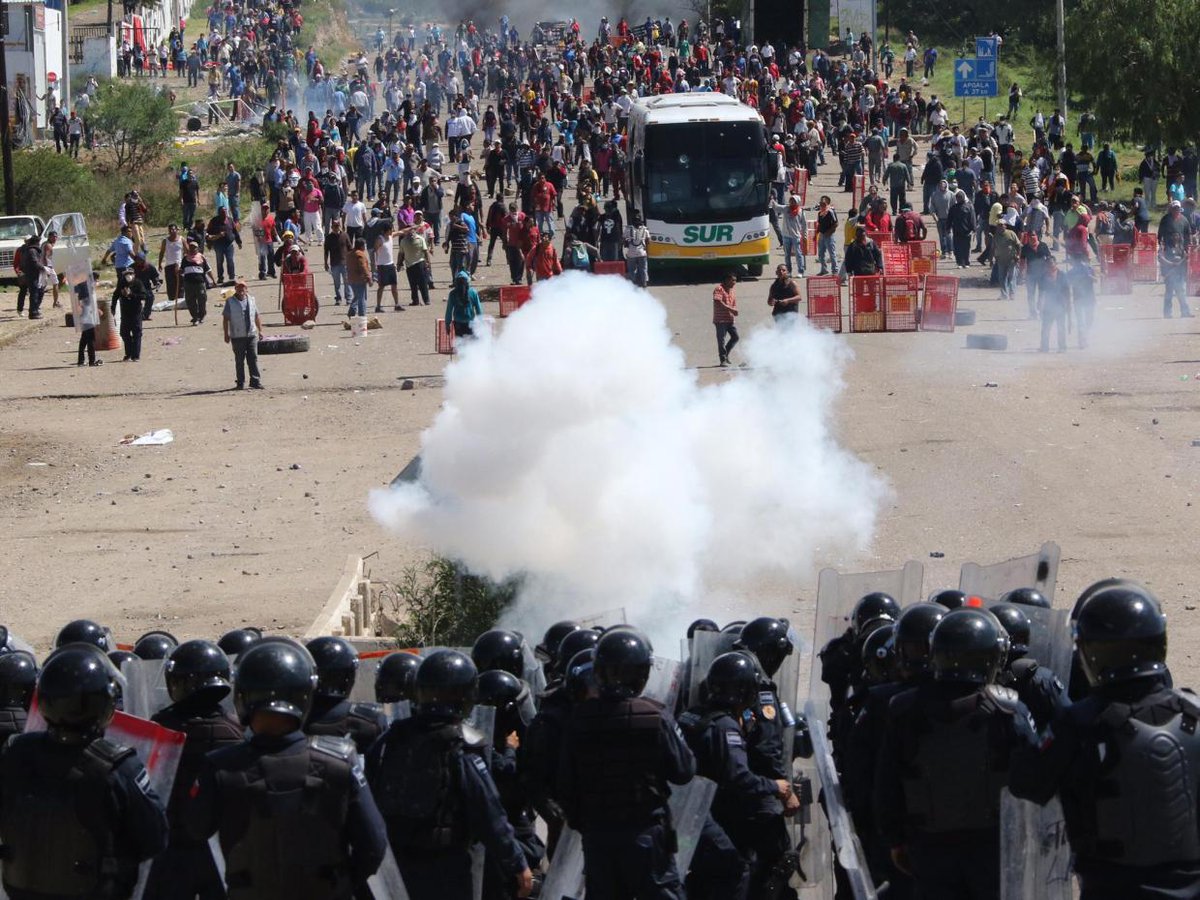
[0,651,36,743]
[927,589,967,610]
[216,628,261,659]
[144,640,244,900]
[875,608,1039,900]
[1010,581,1200,898]
[558,627,695,899]
[304,636,388,754]
[679,652,798,900]
[365,649,533,900]
[472,629,526,678]
[820,593,901,718]
[374,650,421,704]
[1000,586,1051,608]
[134,630,179,660]
[990,601,1067,730]
[0,645,168,900]
[477,668,545,899]
[535,620,582,681]
[185,640,388,899]
[55,618,111,651]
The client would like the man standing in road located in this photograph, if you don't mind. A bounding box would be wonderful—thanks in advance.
[222,277,263,390]
[713,270,740,367]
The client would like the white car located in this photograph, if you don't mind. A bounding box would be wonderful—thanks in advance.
[0,212,90,282]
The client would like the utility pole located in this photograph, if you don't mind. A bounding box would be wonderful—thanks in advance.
[0,0,14,214]
[60,0,69,122]
[1055,0,1067,114]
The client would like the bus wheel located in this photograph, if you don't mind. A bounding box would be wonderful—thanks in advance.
[746,263,764,278]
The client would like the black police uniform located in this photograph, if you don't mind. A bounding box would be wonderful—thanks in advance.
[874,681,1039,900]
[996,657,1067,731]
[0,731,168,900]
[819,628,859,719]
[487,732,546,899]
[365,715,529,900]
[143,700,245,900]
[305,696,389,755]
[558,695,696,900]
[0,704,26,744]
[1011,676,1200,899]
[185,730,388,900]
[518,685,571,854]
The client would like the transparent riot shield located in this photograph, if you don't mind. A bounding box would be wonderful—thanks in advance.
[686,630,726,708]
[120,659,172,720]
[669,776,717,873]
[641,657,682,710]
[368,847,412,900]
[539,825,586,900]
[349,655,384,703]
[1023,607,1073,680]
[465,704,497,770]
[471,842,485,900]
[521,639,547,697]
[958,542,1062,604]
[999,788,1073,900]
[806,562,925,731]
[576,607,627,629]
[806,714,878,900]
[383,700,412,722]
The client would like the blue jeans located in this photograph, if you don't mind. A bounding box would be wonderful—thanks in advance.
[1164,272,1192,317]
[535,210,555,237]
[936,219,952,254]
[256,243,273,277]
[214,241,236,281]
[330,264,347,302]
[626,255,648,286]
[349,282,367,317]
[715,321,739,363]
[782,236,804,274]
[817,234,838,272]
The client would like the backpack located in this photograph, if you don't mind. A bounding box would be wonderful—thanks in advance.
[900,213,921,242]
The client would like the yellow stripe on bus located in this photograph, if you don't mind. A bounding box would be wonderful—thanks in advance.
[647,237,771,259]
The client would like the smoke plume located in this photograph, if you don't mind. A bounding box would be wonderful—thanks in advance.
[369,273,888,649]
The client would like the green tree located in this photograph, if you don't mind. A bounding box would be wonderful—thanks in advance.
[89,82,177,175]
[1068,0,1200,146]
[0,149,98,216]
[389,557,519,648]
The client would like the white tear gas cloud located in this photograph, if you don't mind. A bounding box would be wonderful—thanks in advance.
[369,273,889,650]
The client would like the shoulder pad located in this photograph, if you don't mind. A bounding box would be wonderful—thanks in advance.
[309,734,356,762]
[1177,690,1200,721]
[349,702,383,720]
[983,684,1022,713]
[86,738,137,768]
[678,711,701,729]
[1010,658,1039,680]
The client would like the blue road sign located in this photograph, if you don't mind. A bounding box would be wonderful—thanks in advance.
[954,58,998,97]
[976,36,999,59]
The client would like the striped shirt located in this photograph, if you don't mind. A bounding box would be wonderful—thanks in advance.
[712,284,738,324]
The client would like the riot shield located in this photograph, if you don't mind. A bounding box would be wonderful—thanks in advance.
[999,788,1073,900]
[641,657,682,710]
[958,542,1062,604]
[367,848,412,900]
[575,607,627,629]
[1024,607,1073,680]
[349,655,383,703]
[521,639,547,696]
[686,630,731,708]
[806,562,924,730]
[466,704,497,769]
[383,700,412,722]
[806,714,878,900]
[539,825,586,900]
[471,842,485,900]
[120,659,172,720]
[669,776,717,873]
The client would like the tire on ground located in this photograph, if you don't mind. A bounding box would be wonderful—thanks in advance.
[257,335,310,354]
[965,333,1007,351]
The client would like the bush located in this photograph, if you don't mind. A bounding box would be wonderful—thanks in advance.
[388,557,518,648]
[0,149,99,218]
[89,82,178,176]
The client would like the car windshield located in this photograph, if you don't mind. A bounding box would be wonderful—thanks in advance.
[0,220,37,241]
[643,121,769,223]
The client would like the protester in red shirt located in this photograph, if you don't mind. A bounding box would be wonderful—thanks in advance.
[712,271,739,367]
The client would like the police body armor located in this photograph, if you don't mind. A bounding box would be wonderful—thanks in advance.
[371,719,470,851]
[0,735,133,897]
[897,686,1017,834]
[154,705,244,833]
[215,736,356,900]
[565,696,667,830]
[1078,690,1200,867]
[307,701,385,755]
[0,706,27,743]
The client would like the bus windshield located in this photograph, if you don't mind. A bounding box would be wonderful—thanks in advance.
[643,121,769,224]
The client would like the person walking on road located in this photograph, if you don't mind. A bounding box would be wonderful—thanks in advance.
[222,277,263,390]
[713,271,740,367]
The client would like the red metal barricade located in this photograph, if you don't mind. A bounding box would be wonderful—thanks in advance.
[883,275,920,331]
[498,285,532,317]
[909,240,938,279]
[806,275,842,332]
[435,320,455,354]
[1132,233,1158,282]
[849,276,885,333]
[1100,244,1133,295]
[866,230,892,246]
[920,275,959,332]
[1190,252,1200,296]
[592,260,626,277]
[883,243,911,275]
[789,168,810,206]
[801,221,818,257]
[279,273,318,325]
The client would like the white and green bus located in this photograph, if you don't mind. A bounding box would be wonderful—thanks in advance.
[626,92,775,276]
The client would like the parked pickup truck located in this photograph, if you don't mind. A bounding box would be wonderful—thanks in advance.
[0,213,90,282]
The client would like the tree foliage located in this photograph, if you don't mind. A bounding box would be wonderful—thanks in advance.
[1067,0,1200,146]
[89,82,177,175]
[0,149,98,217]
[878,0,1053,48]
[388,557,518,648]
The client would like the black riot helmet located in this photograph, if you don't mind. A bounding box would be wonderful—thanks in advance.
[38,645,119,744]
[930,608,1008,685]
[928,589,967,610]
[893,602,947,679]
[305,636,359,699]
[218,628,262,659]
[55,619,110,652]
[477,668,526,734]
[733,617,794,677]
[563,648,597,702]
[721,620,747,634]
[536,621,582,673]
[852,593,900,636]
[233,641,318,727]
[107,650,139,672]
[0,651,38,710]
[593,627,653,699]
[687,618,720,639]
[1001,587,1051,610]
[134,630,179,660]
[471,629,525,678]
[1074,582,1168,687]
[861,624,896,685]
[556,628,600,673]
[375,651,421,704]
[414,649,478,719]
[165,640,232,705]
[703,652,761,711]
[989,603,1031,660]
